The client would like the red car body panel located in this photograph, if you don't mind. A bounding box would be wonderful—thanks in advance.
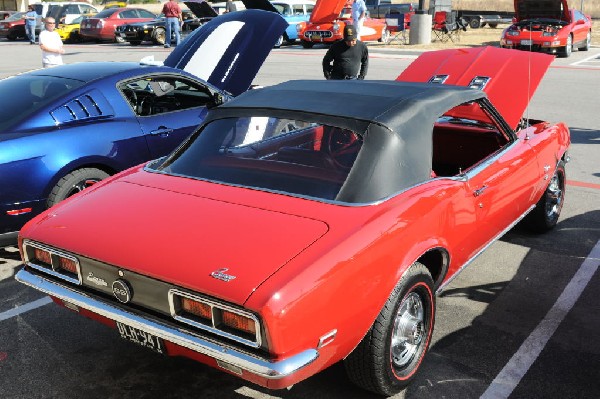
[396,46,553,131]
[298,0,387,43]
[15,47,571,391]
[500,0,592,55]
[80,7,155,41]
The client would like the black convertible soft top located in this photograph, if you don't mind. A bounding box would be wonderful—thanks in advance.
[203,80,489,203]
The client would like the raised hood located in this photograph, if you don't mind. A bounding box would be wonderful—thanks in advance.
[309,0,347,23]
[25,174,328,305]
[514,0,570,22]
[240,0,279,14]
[164,9,287,96]
[183,0,219,19]
[396,46,553,130]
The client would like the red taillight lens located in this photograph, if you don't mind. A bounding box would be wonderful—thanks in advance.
[58,256,77,274]
[181,298,211,320]
[222,311,256,335]
[34,248,52,265]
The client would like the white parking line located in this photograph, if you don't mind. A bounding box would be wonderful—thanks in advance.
[481,240,600,399]
[571,53,600,67]
[0,297,52,322]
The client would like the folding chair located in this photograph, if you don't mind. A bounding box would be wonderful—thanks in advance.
[432,11,463,43]
[385,13,407,45]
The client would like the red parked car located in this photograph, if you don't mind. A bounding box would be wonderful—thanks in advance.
[16,47,569,396]
[500,0,592,57]
[79,7,156,42]
[297,0,388,47]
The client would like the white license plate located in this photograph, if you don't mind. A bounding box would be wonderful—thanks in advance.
[520,39,532,46]
[116,321,165,354]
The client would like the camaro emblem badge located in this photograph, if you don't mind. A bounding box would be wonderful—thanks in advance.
[112,279,132,303]
[210,268,236,282]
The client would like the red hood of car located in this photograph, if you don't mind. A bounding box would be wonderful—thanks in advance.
[514,0,570,22]
[309,0,348,23]
[396,46,553,131]
[23,172,329,306]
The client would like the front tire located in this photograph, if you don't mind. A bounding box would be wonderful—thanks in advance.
[345,262,435,396]
[47,168,110,208]
[524,160,565,233]
[153,27,166,45]
[561,34,573,58]
[469,17,481,29]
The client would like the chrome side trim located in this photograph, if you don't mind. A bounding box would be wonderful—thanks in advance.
[16,269,318,379]
[435,204,535,295]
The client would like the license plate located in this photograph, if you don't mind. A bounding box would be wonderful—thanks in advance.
[311,34,321,41]
[116,321,165,354]
[520,39,532,45]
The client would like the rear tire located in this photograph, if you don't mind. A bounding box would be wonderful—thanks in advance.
[345,262,435,396]
[523,160,565,233]
[580,31,591,51]
[47,168,110,208]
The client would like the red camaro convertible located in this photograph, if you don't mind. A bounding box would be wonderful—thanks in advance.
[500,0,592,57]
[16,47,570,396]
[297,0,388,47]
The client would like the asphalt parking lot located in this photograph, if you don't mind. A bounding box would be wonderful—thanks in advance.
[1,40,599,398]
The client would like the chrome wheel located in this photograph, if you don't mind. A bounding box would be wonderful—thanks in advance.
[545,170,564,220]
[391,292,424,369]
[379,26,389,43]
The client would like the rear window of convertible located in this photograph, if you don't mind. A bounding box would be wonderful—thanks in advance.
[154,117,363,201]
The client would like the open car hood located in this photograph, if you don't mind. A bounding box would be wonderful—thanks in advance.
[240,0,279,14]
[308,0,348,23]
[183,0,219,18]
[396,46,553,131]
[514,0,570,22]
[164,9,287,96]
[26,173,328,305]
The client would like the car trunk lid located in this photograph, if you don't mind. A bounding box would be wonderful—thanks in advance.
[27,177,329,305]
[163,9,287,96]
[396,46,553,131]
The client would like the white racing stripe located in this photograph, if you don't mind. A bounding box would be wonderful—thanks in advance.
[481,240,600,399]
[183,21,245,81]
[0,296,52,322]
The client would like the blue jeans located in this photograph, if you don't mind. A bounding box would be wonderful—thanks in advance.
[164,17,180,47]
[26,24,36,43]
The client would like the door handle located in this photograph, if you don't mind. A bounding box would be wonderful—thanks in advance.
[473,185,488,197]
[150,127,173,137]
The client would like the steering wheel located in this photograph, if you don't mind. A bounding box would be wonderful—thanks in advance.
[139,96,153,116]
[326,129,362,170]
[123,88,137,110]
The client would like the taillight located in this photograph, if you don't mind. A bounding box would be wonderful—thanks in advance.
[23,240,82,285]
[169,290,261,348]
[181,297,211,320]
[222,310,257,335]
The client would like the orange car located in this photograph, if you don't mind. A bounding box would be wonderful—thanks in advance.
[297,0,388,47]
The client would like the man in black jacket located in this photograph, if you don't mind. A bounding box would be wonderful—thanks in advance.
[322,25,369,80]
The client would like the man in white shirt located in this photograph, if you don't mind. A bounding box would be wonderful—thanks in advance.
[38,18,64,68]
[351,0,366,40]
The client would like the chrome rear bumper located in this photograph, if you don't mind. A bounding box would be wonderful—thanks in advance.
[16,268,318,379]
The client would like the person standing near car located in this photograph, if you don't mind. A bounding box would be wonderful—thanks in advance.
[351,0,366,40]
[322,25,368,80]
[39,18,64,68]
[162,0,182,48]
[23,5,38,44]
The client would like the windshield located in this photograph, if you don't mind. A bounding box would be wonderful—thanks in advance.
[153,117,363,201]
[94,8,119,18]
[0,76,85,131]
